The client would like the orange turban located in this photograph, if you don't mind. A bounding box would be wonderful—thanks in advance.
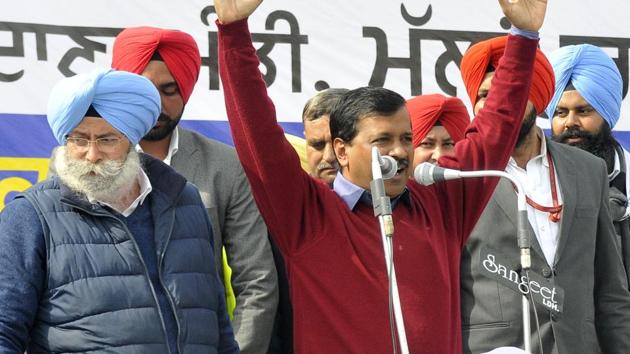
[407,94,470,147]
[460,36,554,114]
[112,27,201,104]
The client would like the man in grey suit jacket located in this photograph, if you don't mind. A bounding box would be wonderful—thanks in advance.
[112,26,278,354]
[459,37,630,353]
[461,141,630,354]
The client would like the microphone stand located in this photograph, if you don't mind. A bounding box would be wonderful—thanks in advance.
[370,147,409,354]
[468,171,532,353]
[418,164,532,353]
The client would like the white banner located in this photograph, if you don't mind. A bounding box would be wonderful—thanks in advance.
[2,0,630,130]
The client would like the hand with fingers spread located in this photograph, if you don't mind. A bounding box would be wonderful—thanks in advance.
[499,0,548,32]
[213,0,263,24]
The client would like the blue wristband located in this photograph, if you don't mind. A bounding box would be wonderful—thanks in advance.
[510,26,539,40]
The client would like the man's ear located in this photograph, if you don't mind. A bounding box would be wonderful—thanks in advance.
[333,137,349,169]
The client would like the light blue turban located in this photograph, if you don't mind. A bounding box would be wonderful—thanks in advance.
[47,68,161,145]
[545,44,622,128]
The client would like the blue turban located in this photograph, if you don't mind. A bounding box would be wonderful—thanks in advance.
[47,68,161,145]
[545,44,622,128]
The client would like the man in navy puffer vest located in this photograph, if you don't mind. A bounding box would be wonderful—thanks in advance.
[0,68,240,354]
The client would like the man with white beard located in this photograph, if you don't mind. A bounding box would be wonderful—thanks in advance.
[0,68,239,354]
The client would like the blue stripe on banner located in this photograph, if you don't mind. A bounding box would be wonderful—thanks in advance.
[4,112,630,208]
[1,114,58,157]
[4,112,630,154]
[0,113,305,208]
[0,113,305,157]
[5,112,630,155]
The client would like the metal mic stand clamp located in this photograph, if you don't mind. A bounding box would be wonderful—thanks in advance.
[370,178,394,237]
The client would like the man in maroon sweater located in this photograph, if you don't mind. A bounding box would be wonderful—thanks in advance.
[214,0,548,352]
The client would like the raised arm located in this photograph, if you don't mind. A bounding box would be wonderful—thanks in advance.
[214,0,326,255]
[438,0,548,242]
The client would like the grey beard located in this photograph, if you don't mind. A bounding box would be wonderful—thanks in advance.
[54,146,141,204]
[315,160,339,173]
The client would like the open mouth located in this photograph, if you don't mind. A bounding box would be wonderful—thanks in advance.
[393,166,407,179]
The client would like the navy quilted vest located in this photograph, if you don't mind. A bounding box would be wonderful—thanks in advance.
[21,156,226,354]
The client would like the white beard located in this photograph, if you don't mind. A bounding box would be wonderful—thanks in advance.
[54,146,141,204]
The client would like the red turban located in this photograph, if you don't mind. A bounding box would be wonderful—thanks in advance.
[112,27,201,104]
[460,36,554,114]
[407,94,470,147]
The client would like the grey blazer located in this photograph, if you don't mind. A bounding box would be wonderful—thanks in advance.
[172,128,278,354]
[461,139,630,354]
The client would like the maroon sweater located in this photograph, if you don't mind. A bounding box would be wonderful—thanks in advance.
[218,19,536,354]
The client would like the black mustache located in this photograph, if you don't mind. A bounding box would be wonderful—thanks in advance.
[157,113,171,122]
[557,127,590,141]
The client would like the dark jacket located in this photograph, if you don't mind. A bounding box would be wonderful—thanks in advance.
[0,154,239,354]
[610,144,630,288]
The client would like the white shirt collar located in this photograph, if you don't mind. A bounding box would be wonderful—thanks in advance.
[95,168,153,217]
[163,128,180,165]
[507,128,549,169]
[611,147,630,220]
[135,128,180,166]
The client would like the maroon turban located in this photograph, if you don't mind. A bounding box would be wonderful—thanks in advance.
[407,94,470,147]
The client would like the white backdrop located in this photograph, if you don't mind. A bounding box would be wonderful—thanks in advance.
[1,0,629,130]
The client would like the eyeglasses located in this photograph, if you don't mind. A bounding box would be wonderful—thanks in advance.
[65,136,122,152]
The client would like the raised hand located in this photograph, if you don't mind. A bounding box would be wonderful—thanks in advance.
[213,0,263,24]
[498,0,548,32]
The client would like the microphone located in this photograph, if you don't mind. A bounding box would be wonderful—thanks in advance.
[370,147,394,233]
[413,163,459,186]
[379,155,398,180]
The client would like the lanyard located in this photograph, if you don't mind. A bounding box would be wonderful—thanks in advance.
[524,151,562,222]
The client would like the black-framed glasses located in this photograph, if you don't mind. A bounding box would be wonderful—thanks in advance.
[65,136,122,152]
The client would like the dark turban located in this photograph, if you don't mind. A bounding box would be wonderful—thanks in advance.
[406,94,470,147]
[112,27,201,104]
[460,36,555,114]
